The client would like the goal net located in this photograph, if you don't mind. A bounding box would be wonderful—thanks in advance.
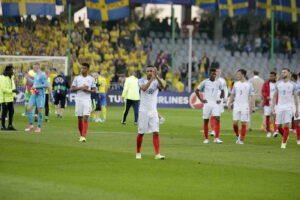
[0,55,68,104]
[0,55,68,89]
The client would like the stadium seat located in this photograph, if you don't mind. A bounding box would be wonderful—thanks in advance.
[234,51,241,58]
[154,38,160,44]
[149,31,155,38]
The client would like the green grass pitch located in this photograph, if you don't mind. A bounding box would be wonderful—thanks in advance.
[0,105,299,200]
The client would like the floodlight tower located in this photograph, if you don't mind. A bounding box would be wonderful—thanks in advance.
[186,25,194,93]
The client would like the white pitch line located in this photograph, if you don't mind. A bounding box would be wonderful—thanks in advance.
[87,131,280,138]
[0,130,287,139]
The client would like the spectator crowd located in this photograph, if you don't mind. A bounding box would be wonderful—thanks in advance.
[0,14,299,93]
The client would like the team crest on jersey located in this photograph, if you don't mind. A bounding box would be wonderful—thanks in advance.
[148,88,155,94]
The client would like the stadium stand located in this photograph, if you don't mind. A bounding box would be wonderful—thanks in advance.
[0,15,299,92]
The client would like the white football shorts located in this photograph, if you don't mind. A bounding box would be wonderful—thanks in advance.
[264,106,272,116]
[75,99,92,117]
[138,111,159,134]
[219,102,225,113]
[202,103,220,119]
[233,109,250,122]
[275,109,293,124]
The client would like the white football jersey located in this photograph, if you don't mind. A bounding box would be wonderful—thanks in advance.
[297,80,300,103]
[139,78,159,112]
[197,79,223,104]
[275,80,296,110]
[217,77,228,99]
[232,81,254,110]
[269,82,276,104]
[72,75,96,100]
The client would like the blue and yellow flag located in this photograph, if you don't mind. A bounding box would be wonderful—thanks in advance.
[194,0,216,10]
[281,0,300,22]
[56,0,67,5]
[86,0,130,21]
[218,0,249,17]
[1,0,56,17]
[256,0,282,19]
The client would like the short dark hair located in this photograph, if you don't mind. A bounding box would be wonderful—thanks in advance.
[282,67,290,72]
[5,65,13,72]
[237,69,247,76]
[210,68,216,73]
[270,71,277,76]
[253,70,259,75]
[82,63,90,69]
[291,73,298,81]
[298,73,300,78]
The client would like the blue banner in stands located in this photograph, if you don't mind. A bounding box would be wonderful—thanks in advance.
[104,90,193,108]
[86,0,130,21]
[1,0,56,17]
[16,89,200,109]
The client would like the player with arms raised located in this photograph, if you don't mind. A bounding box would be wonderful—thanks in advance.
[136,65,165,160]
[71,63,96,142]
[195,68,224,144]
[229,69,255,144]
[271,68,298,149]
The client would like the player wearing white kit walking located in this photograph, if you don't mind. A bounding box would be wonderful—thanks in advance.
[71,63,96,142]
[229,69,255,144]
[295,73,300,144]
[136,65,165,160]
[195,68,224,144]
[209,68,228,137]
[262,72,277,138]
[291,73,298,132]
[271,68,298,149]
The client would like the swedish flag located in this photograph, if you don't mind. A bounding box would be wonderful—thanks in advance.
[194,0,216,10]
[86,0,130,21]
[218,0,249,17]
[281,0,300,23]
[56,0,67,5]
[256,0,282,19]
[1,0,56,17]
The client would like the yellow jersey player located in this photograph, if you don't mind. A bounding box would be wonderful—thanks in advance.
[97,71,108,122]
